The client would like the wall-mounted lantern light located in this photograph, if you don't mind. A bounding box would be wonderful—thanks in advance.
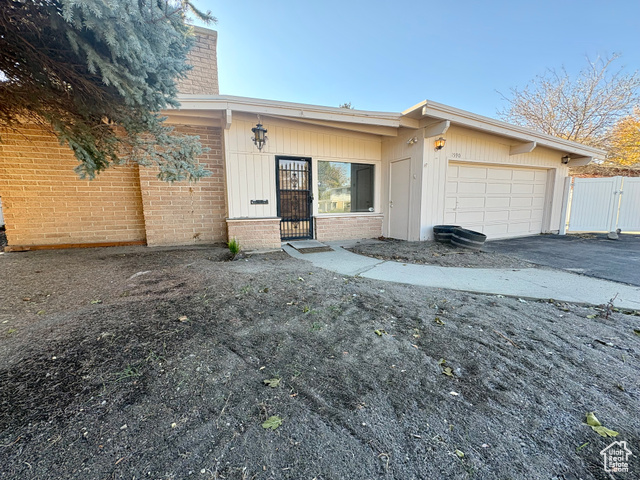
[561,155,570,164]
[434,137,446,150]
[251,115,268,151]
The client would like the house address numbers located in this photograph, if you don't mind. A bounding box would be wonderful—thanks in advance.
[450,153,462,159]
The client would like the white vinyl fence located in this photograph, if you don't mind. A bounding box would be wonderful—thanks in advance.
[562,176,640,234]
[618,178,640,231]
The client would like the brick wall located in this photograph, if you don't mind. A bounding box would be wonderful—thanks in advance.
[177,27,219,95]
[0,25,222,250]
[138,125,226,246]
[0,125,146,247]
[226,218,282,251]
[315,215,383,241]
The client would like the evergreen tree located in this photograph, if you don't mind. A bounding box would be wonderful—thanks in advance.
[0,0,215,181]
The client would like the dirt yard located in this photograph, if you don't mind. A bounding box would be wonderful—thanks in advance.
[347,238,533,269]
[0,246,638,479]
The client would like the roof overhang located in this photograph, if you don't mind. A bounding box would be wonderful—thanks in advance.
[404,100,606,161]
[170,95,606,162]
[174,94,403,136]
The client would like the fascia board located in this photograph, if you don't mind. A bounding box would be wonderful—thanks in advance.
[176,95,402,128]
[409,100,606,159]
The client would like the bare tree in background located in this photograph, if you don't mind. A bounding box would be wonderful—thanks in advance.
[498,55,640,153]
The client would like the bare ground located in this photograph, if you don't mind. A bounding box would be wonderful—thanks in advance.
[347,238,534,269]
[0,246,639,480]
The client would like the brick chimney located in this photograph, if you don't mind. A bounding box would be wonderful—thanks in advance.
[178,26,219,95]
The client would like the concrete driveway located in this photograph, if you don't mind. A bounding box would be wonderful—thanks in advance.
[284,240,640,309]
[485,233,640,286]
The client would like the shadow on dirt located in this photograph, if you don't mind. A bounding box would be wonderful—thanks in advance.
[0,246,638,479]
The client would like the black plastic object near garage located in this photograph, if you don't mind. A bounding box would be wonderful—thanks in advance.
[451,227,487,251]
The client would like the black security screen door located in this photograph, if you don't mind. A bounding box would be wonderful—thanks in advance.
[276,156,313,240]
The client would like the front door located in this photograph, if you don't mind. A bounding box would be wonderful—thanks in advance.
[276,156,313,240]
[389,158,411,240]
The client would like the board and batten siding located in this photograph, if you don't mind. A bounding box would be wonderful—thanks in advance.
[381,129,427,241]
[224,113,382,219]
[420,125,568,240]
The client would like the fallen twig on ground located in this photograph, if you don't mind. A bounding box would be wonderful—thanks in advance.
[493,330,519,348]
[0,437,21,448]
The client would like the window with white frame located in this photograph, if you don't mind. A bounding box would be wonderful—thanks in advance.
[317,161,374,214]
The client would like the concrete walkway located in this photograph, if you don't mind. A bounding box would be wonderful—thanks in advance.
[283,241,640,309]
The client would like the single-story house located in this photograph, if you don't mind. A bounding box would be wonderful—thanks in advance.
[0,27,605,251]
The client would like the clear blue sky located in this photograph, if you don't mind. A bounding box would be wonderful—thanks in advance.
[195,1,640,118]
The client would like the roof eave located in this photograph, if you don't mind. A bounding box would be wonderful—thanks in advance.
[175,94,403,128]
[408,100,606,160]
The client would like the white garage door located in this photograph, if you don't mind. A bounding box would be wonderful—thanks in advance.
[444,163,548,239]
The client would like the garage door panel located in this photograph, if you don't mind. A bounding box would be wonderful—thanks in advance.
[487,168,513,180]
[483,224,509,235]
[459,182,487,194]
[507,221,534,234]
[532,197,545,208]
[456,211,485,223]
[511,197,533,207]
[509,209,533,220]
[485,210,510,222]
[512,183,535,194]
[459,166,488,179]
[457,197,486,208]
[531,209,544,220]
[534,170,547,181]
[486,183,511,194]
[486,197,511,208]
[513,170,536,181]
[445,162,548,239]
